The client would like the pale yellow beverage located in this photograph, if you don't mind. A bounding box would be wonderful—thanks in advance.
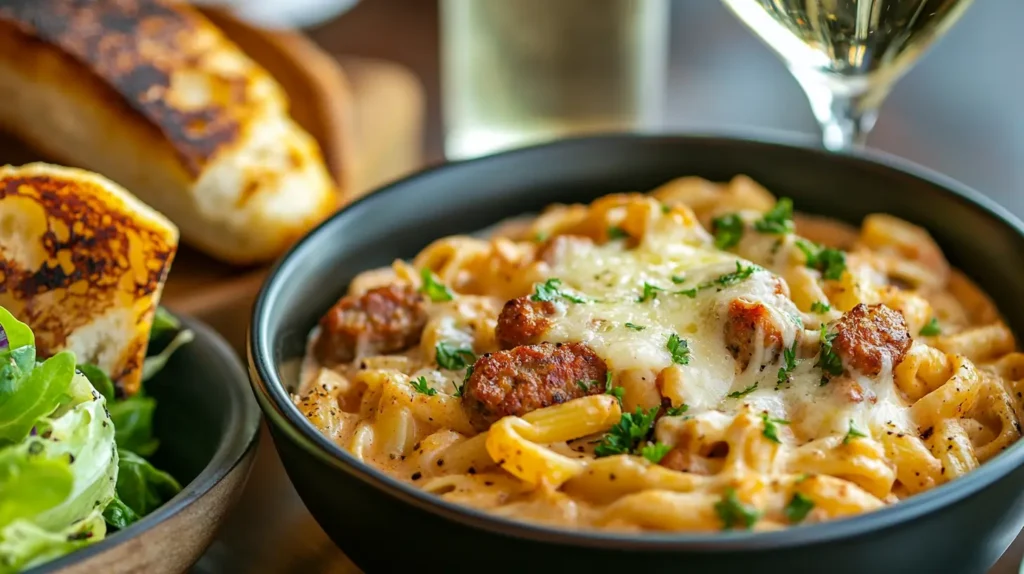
[441,0,669,160]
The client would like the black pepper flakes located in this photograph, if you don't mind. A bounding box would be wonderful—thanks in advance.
[411,472,422,481]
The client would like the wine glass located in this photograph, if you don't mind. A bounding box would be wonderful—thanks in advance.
[720,0,975,151]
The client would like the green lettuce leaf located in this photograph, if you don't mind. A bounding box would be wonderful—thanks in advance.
[108,396,158,457]
[100,496,140,530]
[149,307,181,341]
[141,329,194,383]
[114,450,180,518]
[0,367,117,570]
[0,511,105,574]
[0,456,74,531]
[0,351,76,446]
[75,364,115,404]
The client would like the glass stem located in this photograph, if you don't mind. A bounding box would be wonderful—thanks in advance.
[792,70,886,153]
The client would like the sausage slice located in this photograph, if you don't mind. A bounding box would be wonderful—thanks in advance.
[495,296,557,349]
[314,284,428,365]
[723,298,784,370]
[461,342,608,431]
[830,303,912,376]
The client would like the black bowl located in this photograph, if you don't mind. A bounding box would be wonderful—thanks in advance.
[32,314,261,574]
[249,134,1024,574]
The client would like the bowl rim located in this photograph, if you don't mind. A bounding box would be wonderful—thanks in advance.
[30,313,262,572]
[249,131,1024,551]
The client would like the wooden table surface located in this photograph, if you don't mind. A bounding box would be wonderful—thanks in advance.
[195,0,1024,572]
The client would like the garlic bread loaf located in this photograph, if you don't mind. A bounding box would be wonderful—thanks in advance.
[0,163,179,395]
[0,0,339,265]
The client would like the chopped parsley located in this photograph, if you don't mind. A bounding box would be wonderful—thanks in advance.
[532,231,549,243]
[785,492,815,523]
[605,372,625,404]
[761,412,790,443]
[576,379,598,392]
[675,261,759,298]
[640,442,673,464]
[665,404,689,417]
[594,406,659,457]
[753,197,795,235]
[796,239,847,281]
[810,301,831,314]
[531,278,587,304]
[420,268,454,302]
[666,333,691,365]
[454,365,473,398]
[776,338,798,388]
[843,419,869,444]
[815,324,843,385]
[712,213,744,249]
[624,322,646,331]
[435,342,476,371]
[607,226,630,240]
[670,274,686,284]
[919,317,941,336]
[637,282,664,303]
[727,383,758,398]
[714,488,760,530]
[661,203,672,214]
[410,376,437,396]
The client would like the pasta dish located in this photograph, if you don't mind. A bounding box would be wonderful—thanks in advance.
[295,176,1022,532]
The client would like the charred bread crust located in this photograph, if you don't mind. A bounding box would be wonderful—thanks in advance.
[0,0,338,264]
[0,162,178,395]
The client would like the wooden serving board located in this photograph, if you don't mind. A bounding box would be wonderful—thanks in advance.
[0,9,426,356]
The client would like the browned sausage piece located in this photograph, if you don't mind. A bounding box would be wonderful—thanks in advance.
[461,342,608,431]
[495,296,557,349]
[723,298,784,370]
[831,303,912,376]
[313,284,428,366]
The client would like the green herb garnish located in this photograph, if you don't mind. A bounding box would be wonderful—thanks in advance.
[675,261,760,299]
[843,419,869,444]
[410,376,438,396]
[753,197,795,235]
[420,268,454,302]
[785,492,815,523]
[624,322,646,331]
[665,404,689,417]
[712,213,744,249]
[454,365,473,398]
[715,488,760,530]
[796,240,847,281]
[761,412,790,443]
[607,226,630,240]
[637,282,664,303]
[666,333,691,365]
[727,383,758,399]
[815,324,843,385]
[640,442,673,464]
[435,342,476,371]
[594,406,659,457]
[605,372,625,404]
[671,275,686,284]
[531,278,587,304]
[919,317,941,336]
[810,301,831,314]
[776,338,798,389]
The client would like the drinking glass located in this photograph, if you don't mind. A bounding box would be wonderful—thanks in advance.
[441,0,670,160]
[721,0,975,151]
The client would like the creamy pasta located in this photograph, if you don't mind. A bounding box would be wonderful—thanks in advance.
[295,175,1021,532]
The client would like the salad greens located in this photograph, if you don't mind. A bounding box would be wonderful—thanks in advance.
[0,308,186,573]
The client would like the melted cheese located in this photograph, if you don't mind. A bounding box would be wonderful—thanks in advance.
[541,228,913,444]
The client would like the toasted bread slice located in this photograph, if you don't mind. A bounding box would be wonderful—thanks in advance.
[0,163,179,395]
[0,0,338,265]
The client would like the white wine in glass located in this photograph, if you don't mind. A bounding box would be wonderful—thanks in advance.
[721,0,974,151]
